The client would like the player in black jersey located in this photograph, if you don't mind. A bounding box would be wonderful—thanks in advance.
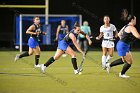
[14,16,46,68]
[106,15,140,78]
[40,23,92,74]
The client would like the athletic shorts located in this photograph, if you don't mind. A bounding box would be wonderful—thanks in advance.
[102,40,114,48]
[28,37,39,48]
[116,40,130,56]
[58,40,69,51]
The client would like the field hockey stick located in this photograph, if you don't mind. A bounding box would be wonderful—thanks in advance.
[78,56,85,73]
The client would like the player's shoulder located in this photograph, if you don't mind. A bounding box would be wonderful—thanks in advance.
[110,23,116,27]
[100,25,104,29]
[29,24,36,29]
[129,25,137,31]
[57,25,61,28]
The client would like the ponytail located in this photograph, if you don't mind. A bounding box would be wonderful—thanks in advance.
[127,14,135,23]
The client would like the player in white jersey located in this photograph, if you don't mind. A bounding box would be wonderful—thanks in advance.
[96,15,118,69]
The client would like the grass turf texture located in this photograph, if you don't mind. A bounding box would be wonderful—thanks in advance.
[0,51,140,93]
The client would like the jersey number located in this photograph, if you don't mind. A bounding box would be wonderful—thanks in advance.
[106,33,110,37]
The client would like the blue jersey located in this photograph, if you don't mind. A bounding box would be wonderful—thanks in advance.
[58,29,78,51]
[28,24,41,48]
[30,24,41,41]
[64,29,78,44]
[59,25,67,34]
[58,25,68,41]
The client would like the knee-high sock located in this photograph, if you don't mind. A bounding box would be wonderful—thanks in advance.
[121,63,131,75]
[102,55,106,68]
[19,51,29,58]
[35,55,40,65]
[71,58,78,70]
[110,58,124,67]
[44,57,55,67]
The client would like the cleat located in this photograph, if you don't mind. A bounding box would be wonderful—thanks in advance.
[74,70,79,74]
[106,63,111,73]
[74,69,82,75]
[40,64,46,73]
[119,73,130,78]
[14,54,20,62]
[34,64,41,68]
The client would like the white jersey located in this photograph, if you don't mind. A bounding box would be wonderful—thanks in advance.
[100,24,116,39]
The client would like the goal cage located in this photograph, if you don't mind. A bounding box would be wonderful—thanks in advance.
[15,14,82,52]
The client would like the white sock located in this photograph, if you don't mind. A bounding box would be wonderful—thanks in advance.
[102,55,107,68]
[106,55,113,63]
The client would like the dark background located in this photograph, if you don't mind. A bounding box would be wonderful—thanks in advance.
[0,0,140,50]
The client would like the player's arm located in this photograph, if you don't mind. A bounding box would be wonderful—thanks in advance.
[69,33,85,56]
[114,30,118,39]
[96,32,103,40]
[80,31,92,45]
[131,26,140,39]
[55,25,61,40]
[26,25,37,35]
[88,26,91,36]
[41,31,47,35]
[66,25,69,34]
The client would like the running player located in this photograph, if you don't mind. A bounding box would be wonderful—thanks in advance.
[40,23,92,74]
[96,15,118,69]
[55,20,69,57]
[106,15,140,78]
[14,16,46,68]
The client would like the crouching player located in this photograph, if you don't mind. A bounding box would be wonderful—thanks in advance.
[40,23,92,74]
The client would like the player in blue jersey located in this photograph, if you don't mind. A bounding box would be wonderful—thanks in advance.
[14,16,46,68]
[40,23,92,74]
[106,15,140,78]
[55,20,69,57]
[55,20,69,42]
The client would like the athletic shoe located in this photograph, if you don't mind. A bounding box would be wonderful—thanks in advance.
[41,64,46,73]
[14,54,20,62]
[34,64,41,68]
[119,72,130,78]
[74,70,79,74]
[102,62,108,70]
[106,63,111,73]
[74,69,82,75]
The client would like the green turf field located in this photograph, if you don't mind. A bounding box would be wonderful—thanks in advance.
[0,51,140,93]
